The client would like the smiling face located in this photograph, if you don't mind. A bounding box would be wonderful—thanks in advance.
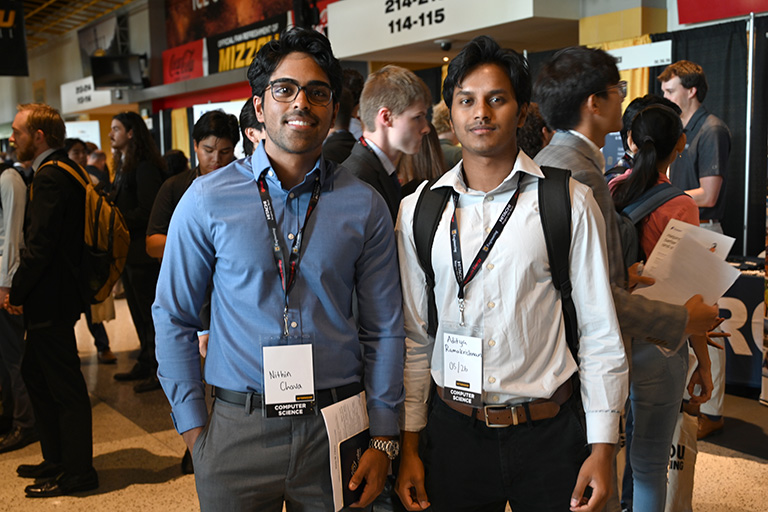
[449,63,526,159]
[387,101,430,156]
[194,135,235,175]
[254,52,337,163]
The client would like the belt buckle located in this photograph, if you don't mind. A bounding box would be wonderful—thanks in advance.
[483,404,515,428]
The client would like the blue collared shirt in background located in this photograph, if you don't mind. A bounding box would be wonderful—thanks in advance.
[153,143,405,436]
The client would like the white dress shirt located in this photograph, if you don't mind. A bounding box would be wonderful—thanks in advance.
[396,151,628,444]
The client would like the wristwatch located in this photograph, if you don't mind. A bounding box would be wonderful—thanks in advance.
[369,438,400,460]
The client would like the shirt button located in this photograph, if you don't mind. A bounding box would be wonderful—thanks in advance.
[486,195,494,202]
[289,192,295,199]
[488,339,496,347]
[487,301,495,309]
[488,376,496,384]
[492,395,500,402]
[485,227,492,234]
[487,263,494,270]
[269,171,274,177]
[288,233,295,240]
[290,321,298,328]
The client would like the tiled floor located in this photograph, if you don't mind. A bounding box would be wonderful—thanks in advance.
[0,298,766,511]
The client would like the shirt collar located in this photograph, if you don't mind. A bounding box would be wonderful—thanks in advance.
[432,149,543,195]
[568,129,601,152]
[32,148,56,173]
[363,138,397,176]
[250,141,327,190]
[685,105,709,132]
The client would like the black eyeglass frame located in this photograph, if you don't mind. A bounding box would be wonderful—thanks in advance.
[265,78,334,107]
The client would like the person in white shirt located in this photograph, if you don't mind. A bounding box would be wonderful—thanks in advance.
[394,36,628,512]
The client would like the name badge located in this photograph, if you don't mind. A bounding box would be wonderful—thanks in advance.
[443,332,482,407]
[263,344,316,417]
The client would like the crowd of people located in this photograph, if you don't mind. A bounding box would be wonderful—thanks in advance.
[0,26,733,512]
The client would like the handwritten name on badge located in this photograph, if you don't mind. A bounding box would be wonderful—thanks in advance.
[263,345,315,417]
[443,332,482,407]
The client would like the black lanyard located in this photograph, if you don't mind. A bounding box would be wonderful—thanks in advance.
[256,169,322,336]
[450,174,522,325]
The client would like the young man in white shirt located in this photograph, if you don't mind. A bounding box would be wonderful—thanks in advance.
[395,36,628,512]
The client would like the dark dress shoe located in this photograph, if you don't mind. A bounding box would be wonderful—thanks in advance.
[97,349,117,364]
[17,460,64,479]
[114,362,150,381]
[0,426,38,453]
[181,448,194,474]
[25,468,99,498]
[133,375,161,393]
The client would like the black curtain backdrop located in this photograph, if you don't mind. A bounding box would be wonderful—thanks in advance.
[650,20,764,256]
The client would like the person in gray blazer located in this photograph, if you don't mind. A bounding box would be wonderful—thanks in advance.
[533,46,720,512]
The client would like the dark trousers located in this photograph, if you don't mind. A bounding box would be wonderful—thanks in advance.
[21,324,93,474]
[84,305,110,352]
[122,262,160,370]
[0,310,34,429]
[421,395,589,512]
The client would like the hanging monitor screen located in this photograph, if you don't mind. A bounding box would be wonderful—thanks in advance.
[90,54,144,89]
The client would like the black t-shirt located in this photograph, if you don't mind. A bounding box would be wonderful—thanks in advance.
[669,107,731,221]
[146,167,200,237]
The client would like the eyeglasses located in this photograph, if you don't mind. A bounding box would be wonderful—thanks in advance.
[598,80,628,100]
[266,79,333,106]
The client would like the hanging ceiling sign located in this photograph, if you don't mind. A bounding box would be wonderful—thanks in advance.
[60,76,112,114]
[327,0,578,59]
[0,1,28,76]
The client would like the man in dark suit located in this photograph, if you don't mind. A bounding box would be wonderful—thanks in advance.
[340,65,431,224]
[6,103,98,497]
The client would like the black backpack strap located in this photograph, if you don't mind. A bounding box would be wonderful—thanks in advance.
[412,178,451,337]
[538,166,578,360]
[622,182,685,224]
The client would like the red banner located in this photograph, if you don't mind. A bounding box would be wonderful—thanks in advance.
[677,0,768,24]
[163,39,205,84]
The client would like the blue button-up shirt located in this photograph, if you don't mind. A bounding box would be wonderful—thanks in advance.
[153,144,405,436]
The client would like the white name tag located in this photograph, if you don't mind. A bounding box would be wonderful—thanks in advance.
[263,344,316,417]
[442,332,483,407]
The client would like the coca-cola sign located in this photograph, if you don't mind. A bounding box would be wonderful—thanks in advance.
[163,39,205,84]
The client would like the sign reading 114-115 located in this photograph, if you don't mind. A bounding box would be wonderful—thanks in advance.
[385,0,445,34]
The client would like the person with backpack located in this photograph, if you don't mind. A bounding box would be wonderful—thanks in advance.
[110,111,166,393]
[63,137,116,365]
[0,159,36,455]
[395,36,628,512]
[609,102,713,512]
[5,103,98,497]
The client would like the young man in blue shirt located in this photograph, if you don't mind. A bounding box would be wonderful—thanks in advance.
[153,28,404,511]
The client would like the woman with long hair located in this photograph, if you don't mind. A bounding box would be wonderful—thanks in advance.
[110,112,166,392]
[609,101,713,512]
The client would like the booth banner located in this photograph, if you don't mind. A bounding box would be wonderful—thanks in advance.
[163,39,206,84]
[206,13,286,75]
[0,1,28,76]
[720,273,764,389]
[677,0,768,24]
[165,0,291,49]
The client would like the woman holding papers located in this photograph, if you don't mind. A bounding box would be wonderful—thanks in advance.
[609,101,713,512]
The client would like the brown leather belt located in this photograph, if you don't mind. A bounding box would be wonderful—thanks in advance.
[436,379,572,428]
